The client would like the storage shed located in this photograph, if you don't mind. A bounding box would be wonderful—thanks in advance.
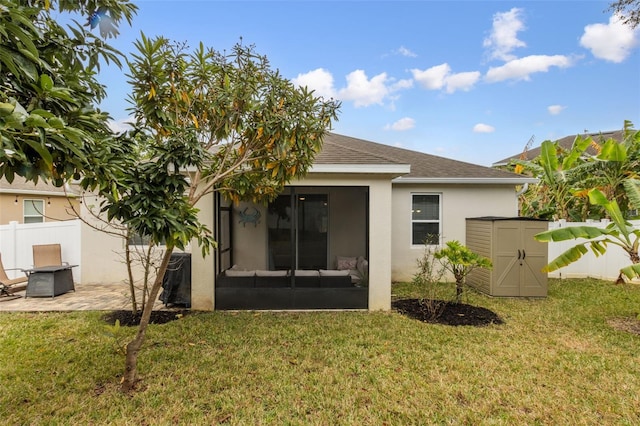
[465,217,548,297]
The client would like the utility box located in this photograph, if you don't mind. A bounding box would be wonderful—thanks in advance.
[465,217,548,297]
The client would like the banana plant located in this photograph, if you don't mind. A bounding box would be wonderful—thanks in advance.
[584,120,640,216]
[512,136,592,220]
[534,180,640,282]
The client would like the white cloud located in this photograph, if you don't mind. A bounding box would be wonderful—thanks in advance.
[483,8,527,61]
[294,68,412,108]
[547,105,566,115]
[412,64,480,93]
[484,55,573,83]
[412,64,450,90]
[580,14,639,63]
[444,71,482,93]
[292,68,337,99]
[385,117,415,131]
[397,46,417,58]
[338,70,392,108]
[391,78,414,91]
[108,117,134,134]
[473,123,495,133]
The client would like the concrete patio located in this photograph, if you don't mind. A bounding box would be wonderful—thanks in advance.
[0,283,170,311]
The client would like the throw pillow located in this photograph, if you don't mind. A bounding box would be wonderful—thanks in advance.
[336,256,357,270]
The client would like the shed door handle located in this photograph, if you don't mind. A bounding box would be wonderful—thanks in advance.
[517,249,521,259]
[522,250,526,260]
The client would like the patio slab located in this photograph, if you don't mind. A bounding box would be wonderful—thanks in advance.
[0,283,170,312]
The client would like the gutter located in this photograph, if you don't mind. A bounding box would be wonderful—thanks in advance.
[392,177,539,185]
[0,189,78,197]
[516,182,530,196]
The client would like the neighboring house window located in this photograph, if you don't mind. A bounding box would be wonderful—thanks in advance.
[411,194,441,245]
[23,199,45,223]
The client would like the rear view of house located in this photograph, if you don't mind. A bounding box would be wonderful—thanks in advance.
[188,133,536,311]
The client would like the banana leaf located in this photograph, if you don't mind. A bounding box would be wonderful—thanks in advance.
[543,240,609,272]
[535,225,613,242]
[543,244,588,272]
[624,179,640,211]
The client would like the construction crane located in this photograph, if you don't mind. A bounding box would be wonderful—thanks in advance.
[514,135,535,175]
[520,134,535,161]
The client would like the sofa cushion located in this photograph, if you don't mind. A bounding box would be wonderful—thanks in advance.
[225,269,255,277]
[294,270,319,277]
[336,256,358,270]
[319,269,350,276]
[256,270,288,277]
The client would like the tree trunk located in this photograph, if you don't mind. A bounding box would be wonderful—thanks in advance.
[121,247,174,392]
[124,241,138,314]
[616,248,640,284]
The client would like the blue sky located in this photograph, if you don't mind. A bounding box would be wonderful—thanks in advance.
[90,1,639,166]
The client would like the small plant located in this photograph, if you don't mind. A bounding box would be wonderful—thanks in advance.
[435,240,493,303]
[103,320,127,355]
[412,243,448,320]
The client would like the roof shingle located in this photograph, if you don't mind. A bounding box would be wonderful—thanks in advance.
[317,133,527,180]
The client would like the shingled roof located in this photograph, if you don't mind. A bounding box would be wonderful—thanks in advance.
[315,133,534,183]
[492,130,625,167]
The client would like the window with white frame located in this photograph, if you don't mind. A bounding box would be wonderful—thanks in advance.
[411,193,441,245]
[23,199,45,223]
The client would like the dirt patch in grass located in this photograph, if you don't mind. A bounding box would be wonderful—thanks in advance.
[393,298,504,327]
[607,317,640,335]
[102,310,191,326]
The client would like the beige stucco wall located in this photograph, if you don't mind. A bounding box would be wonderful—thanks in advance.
[79,194,133,285]
[0,194,80,224]
[190,192,215,310]
[391,184,519,282]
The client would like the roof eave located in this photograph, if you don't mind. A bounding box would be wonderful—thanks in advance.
[392,177,539,185]
[0,189,78,197]
[309,163,411,175]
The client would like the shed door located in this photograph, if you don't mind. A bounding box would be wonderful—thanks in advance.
[493,222,521,296]
[520,222,548,297]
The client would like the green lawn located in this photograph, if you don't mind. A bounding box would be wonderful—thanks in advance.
[1,278,640,425]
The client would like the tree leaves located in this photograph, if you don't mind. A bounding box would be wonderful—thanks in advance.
[0,1,137,184]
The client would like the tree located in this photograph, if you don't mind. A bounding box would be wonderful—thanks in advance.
[94,35,340,392]
[534,181,640,284]
[0,0,137,185]
[434,240,492,303]
[609,0,640,28]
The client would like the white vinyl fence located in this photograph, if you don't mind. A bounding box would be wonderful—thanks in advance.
[2,218,639,285]
[547,219,640,282]
[0,220,82,282]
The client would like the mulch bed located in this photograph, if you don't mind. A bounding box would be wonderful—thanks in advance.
[102,309,192,326]
[393,298,504,327]
[103,300,505,327]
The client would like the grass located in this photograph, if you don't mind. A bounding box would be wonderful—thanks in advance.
[1,278,640,425]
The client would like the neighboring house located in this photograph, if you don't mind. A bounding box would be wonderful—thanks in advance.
[491,130,624,168]
[187,133,537,311]
[0,177,80,225]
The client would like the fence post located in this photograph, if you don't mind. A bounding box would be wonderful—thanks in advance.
[9,220,18,271]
